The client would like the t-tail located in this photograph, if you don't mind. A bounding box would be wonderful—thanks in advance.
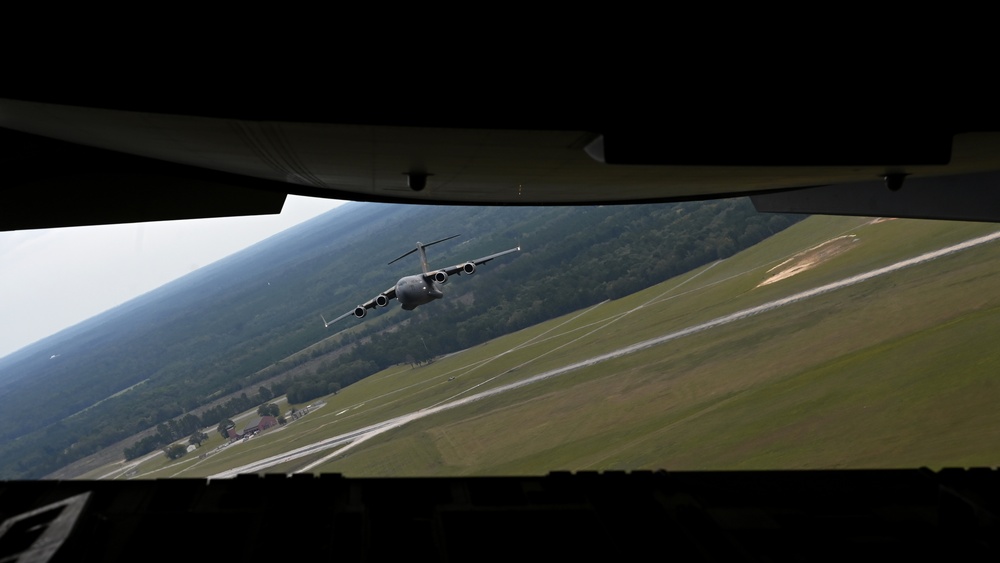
[388,234,460,273]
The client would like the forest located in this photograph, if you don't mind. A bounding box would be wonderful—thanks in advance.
[0,198,801,478]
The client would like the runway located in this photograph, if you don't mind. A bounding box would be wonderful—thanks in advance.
[209,230,1000,478]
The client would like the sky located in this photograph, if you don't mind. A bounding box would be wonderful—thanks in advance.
[0,195,346,359]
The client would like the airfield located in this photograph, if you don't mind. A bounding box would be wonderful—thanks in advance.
[84,214,1000,480]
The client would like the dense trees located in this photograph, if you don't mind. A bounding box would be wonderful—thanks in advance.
[163,445,187,460]
[271,200,803,405]
[0,199,802,477]
[257,386,273,402]
[216,419,235,440]
[189,431,208,448]
[257,403,280,418]
[133,199,805,451]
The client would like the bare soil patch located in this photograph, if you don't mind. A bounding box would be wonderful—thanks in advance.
[758,235,860,287]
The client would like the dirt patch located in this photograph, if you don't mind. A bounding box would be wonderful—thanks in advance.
[758,235,860,287]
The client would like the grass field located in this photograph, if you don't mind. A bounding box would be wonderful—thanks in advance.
[96,215,1000,479]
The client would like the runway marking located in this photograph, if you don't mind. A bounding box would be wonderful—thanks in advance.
[210,230,1000,478]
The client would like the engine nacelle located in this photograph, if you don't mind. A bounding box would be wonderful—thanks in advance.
[375,294,390,307]
[353,306,367,318]
[462,262,476,275]
[431,270,449,284]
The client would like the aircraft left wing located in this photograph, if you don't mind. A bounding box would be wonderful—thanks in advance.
[322,286,397,328]
[441,246,520,277]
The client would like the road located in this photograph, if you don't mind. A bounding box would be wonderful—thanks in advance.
[209,230,1000,478]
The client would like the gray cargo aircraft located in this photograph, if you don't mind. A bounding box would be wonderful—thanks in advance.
[322,235,519,328]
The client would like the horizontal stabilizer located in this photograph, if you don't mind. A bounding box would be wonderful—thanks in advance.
[388,234,461,265]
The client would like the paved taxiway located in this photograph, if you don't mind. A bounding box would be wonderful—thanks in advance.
[209,230,1000,479]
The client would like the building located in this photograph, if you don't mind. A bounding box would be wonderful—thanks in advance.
[240,415,278,437]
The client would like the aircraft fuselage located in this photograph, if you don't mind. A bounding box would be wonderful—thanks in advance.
[322,236,518,328]
[396,274,443,310]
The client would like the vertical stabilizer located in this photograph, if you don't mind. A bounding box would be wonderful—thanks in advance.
[416,242,429,273]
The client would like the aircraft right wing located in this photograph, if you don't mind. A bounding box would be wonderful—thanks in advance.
[322,286,397,328]
[5,94,1000,229]
[441,246,520,277]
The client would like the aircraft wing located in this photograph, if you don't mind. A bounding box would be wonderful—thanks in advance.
[4,90,1000,230]
[323,287,397,328]
[442,246,520,276]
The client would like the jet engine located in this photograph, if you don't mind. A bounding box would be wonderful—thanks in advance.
[462,262,476,275]
[375,294,390,307]
[431,271,449,284]
[353,306,367,318]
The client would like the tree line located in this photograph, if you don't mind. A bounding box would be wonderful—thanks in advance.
[122,384,289,460]
[273,200,802,405]
[0,199,802,478]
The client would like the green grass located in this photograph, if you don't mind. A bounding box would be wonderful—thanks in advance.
[106,216,1000,479]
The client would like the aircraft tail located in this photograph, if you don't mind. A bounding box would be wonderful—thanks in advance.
[388,234,460,273]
